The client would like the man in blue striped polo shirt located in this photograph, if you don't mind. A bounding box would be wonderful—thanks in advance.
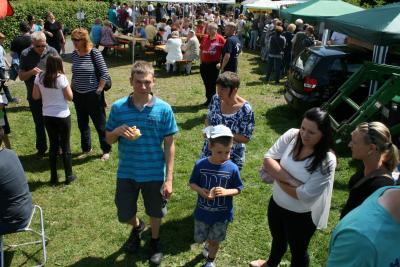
[105,61,178,265]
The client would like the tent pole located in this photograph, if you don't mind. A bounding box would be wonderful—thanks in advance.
[132,0,135,64]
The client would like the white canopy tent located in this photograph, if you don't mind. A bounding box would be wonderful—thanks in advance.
[242,0,306,11]
[144,0,235,4]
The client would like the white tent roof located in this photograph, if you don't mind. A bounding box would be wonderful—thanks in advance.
[145,0,235,3]
[243,0,306,10]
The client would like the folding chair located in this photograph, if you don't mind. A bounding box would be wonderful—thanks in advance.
[0,205,48,267]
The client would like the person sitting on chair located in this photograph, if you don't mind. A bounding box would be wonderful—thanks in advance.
[0,128,32,235]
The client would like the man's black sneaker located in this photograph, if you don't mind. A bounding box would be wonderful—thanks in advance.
[124,219,145,254]
[149,238,163,265]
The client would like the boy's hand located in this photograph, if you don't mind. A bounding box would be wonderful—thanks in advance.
[214,187,228,197]
[199,188,210,199]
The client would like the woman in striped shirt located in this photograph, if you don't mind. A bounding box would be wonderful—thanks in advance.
[71,28,111,161]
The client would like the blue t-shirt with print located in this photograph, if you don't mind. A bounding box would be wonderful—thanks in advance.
[106,95,178,182]
[189,157,243,225]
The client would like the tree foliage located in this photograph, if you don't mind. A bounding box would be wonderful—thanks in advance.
[1,0,109,48]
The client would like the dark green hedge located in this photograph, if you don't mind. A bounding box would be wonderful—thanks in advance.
[1,0,109,48]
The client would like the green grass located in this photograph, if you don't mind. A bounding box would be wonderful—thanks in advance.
[3,51,356,267]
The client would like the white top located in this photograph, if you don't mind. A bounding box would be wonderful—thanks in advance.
[166,38,183,63]
[264,128,336,229]
[34,74,70,118]
[330,32,347,45]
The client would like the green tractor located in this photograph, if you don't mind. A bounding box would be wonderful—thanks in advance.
[322,62,400,145]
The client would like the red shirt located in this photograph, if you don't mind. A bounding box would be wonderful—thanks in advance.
[200,34,225,63]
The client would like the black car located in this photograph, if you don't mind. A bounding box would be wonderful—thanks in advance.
[284,45,371,111]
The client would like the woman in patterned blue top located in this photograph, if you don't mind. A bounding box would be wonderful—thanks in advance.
[201,71,255,170]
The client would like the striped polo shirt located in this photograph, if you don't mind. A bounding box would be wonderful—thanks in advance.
[71,48,109,93]
[106,95,178,182]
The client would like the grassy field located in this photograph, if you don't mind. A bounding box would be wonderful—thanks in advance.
[3,50,355,267]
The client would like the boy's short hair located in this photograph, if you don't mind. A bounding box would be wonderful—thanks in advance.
[131,60,155,78]
[0,33,5,39]
[209,136,233,147]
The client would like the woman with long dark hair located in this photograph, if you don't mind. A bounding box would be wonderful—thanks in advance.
[251,107,336,267]
[340,121,399,219]
[32,55,76,184]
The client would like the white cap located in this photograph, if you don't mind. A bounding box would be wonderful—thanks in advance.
[203,125,233,139]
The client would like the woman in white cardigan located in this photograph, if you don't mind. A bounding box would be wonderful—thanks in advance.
[165,31,183,73]
[251,107,336,267]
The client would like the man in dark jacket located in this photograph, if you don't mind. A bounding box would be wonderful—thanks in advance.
[265,26,286,84]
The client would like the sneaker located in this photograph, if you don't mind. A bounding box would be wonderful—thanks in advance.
[202,261,215,267]
[10,97,20,104]
[124,219,145,254]
[100,152,110,161]
[36,150,46,159]
[77,149,93,159]
[66,175,77,185]
[249,259,268,267]
[149,238,163,265]
[202,243,209,258]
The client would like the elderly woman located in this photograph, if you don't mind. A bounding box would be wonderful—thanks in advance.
[251,107,336,267]
[165,31,183,73]
[340,121,398,219]
[44,12,64,53]
[71,28,111,161]
[182,29,200,75]
[200,72,254,170]
[100,20,118,56]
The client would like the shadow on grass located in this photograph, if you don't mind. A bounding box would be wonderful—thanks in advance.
[264,105,300,135]
[172,104,205,114]
[4,105,31,113]
[67,215,195,267]
[19,153,99,174]
[178,114,207,130]
[2,245,43,267]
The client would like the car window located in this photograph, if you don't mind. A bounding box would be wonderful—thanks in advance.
[295,51,320,76]
[344,54,366,73]
[330,59,342,72]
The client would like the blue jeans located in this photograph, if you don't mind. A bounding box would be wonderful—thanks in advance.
[249,30,259,50]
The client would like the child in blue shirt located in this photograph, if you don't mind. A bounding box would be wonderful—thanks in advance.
[189,125,243,267]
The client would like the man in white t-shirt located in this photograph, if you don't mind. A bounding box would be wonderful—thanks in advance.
[328,31,347,45]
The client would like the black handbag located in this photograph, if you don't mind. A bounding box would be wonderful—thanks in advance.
[90,49,112,91]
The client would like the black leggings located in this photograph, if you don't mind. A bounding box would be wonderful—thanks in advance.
[267,197,316,267]
[44,115,73,179]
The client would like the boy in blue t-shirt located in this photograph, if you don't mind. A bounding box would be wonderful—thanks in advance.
[189,125,243,267]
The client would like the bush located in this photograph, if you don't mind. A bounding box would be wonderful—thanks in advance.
[0,0,109,48]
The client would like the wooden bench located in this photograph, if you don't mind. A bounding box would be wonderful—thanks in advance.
[175,60,193,75]
[100,44,128,57]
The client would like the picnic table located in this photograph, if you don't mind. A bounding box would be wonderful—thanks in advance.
[114,34,147,43]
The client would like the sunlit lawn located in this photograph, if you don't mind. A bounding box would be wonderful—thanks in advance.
[3,50,354,267]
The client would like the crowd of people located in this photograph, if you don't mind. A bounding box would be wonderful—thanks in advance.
[1,3,399,267]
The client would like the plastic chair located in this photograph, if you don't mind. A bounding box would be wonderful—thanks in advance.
[0,205,48,267]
